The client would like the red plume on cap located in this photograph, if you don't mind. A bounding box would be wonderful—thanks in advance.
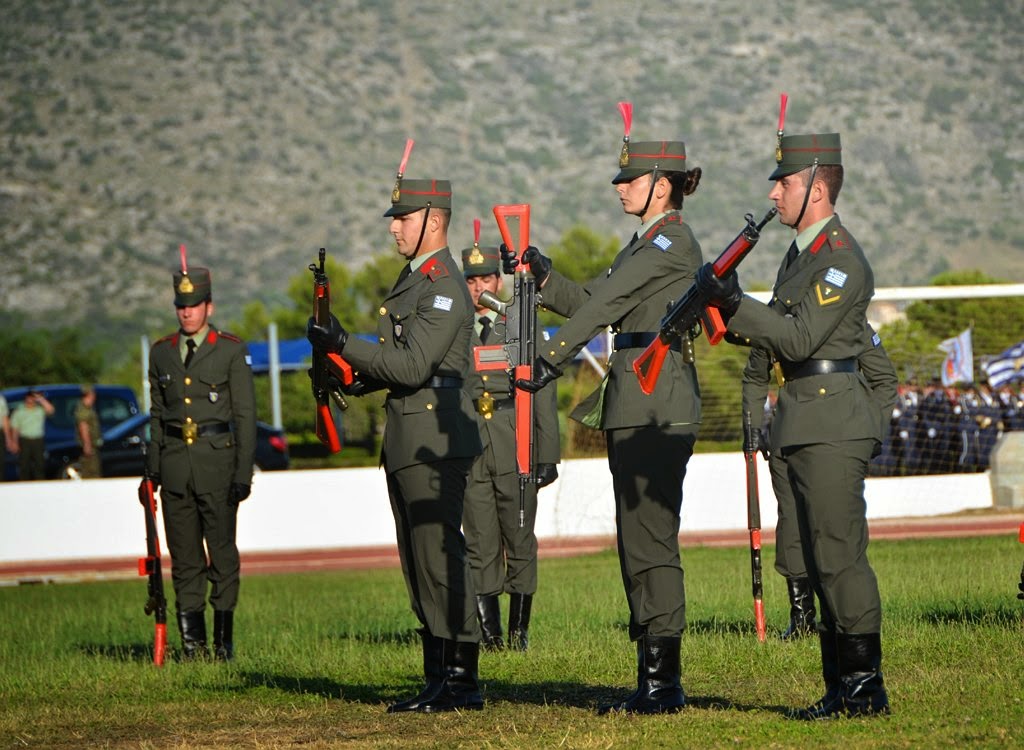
[775,93,789,163]
[392,139,415,203]
[618,101,633,167]
[179,243,188,275]
[473,217,481,245]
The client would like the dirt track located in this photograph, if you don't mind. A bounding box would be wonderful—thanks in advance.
[2,510,1020,586]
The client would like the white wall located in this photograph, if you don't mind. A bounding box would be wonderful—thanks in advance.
[0,454,994,564]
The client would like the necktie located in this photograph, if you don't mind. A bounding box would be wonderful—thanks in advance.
[783,241,799,270]
[183,338,196,368]
[392,264,412,291]
[479,316,492,344]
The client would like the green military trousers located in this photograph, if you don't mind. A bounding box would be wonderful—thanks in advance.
[462,449,539,598]
[160,483,240,613]
[784,439,883,634]
[606,423,697,640]
[770,450,806,579]
[386,457,481,643]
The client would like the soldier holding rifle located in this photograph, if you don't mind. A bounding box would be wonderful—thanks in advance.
[306,142,484,713]
[460,227,560,652]
[508,105,704,715]
[696,114,894,718]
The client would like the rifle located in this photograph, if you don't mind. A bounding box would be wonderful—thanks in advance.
[137,464,167,666]
[473,203,537,528]
[743,410,768,642]
[633,207,778,395]
[309,247,354,453]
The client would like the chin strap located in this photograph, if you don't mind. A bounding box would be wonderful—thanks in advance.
[413,204,432,256]
[793,159,819,229]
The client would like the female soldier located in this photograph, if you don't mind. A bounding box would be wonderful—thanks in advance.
[508,104,703,714]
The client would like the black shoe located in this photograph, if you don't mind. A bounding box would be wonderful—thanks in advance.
[789,629,841,720]
[598,635,685,715]
[387,631,445,713]
[475,595,504,652]
[177,610,208,660]
[415,640,484,713]
[780,577,817,641]
[213,610,234,661]
[790,632,890,719]
[507,593,532,651]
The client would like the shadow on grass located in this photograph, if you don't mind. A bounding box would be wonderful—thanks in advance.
[76,642,165,663]
[333,628,420,646]
[921,603,1022,627]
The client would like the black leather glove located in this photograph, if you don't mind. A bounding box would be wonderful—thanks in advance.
[536,463,558,489]
[228,482,251,505]
[515,357,562,393]
[695,263,743,317]
[307,313,348,353]
[743,426,770,460]
[500,243,519,275]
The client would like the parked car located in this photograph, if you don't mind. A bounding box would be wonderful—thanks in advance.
[44,412,290,479]
[2,384,140,481]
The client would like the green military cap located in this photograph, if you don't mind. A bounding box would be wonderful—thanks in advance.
[173,267,212,307]
[769,132,841,180]
[461,244,500,277]
[384,178,453,217]
[612,140,687,184]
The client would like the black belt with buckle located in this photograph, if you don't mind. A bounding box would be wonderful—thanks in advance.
[613,332,682,353]
[427,375,464,388]
[781,358,857,380]
[474,397,514,413]
[165,422,232,440]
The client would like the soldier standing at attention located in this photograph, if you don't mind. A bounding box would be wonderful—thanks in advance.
[508,104,703,715]
[307,143,484,713]
[696,119,893,718]
[146,259,257,661]
[74,384,102,479]
[460,227,560,652]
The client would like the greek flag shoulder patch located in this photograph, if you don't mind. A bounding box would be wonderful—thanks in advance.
[823,267,848,288]
[872,332,881,347]
[433,295,453,312]
[652,234,672,251]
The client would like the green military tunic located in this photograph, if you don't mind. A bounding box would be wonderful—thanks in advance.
[462,313,560,598]
[73,400,101,479]
[538,210,702,639]
[343,247,484,642]
[147,326,257,613]
[728,214,889,633]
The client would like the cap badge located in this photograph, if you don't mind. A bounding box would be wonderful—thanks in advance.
[178,275,194,294]
[468,247,485,265]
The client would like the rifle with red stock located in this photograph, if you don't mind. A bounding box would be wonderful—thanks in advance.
[473,204,537,528]
[743,410,768,642]
[633,207,777,394]
[309,248,354,453]
[137,463,167,666]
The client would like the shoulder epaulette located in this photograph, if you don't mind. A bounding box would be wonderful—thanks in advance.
[419,256,450,282]
[155,332,178,346]
[643,212,683,240]
[214,329,243,343]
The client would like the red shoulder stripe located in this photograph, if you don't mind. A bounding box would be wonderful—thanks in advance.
[643,212,683,240]
[419,256,449,281]
[808,233,829,255]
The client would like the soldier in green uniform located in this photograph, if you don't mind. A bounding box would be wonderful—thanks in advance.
[74,384,102,478]
[510,109,704,714]
[461,233,560,652]
[742,327,897,641]
[697,128,893,718]
[307,149,485,713]
[146,262,257,661]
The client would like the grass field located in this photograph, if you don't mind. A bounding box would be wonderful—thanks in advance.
[1,536,1021,748]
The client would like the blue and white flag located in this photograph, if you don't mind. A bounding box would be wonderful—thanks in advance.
[939,327,973,386]
[984,339,1024,388]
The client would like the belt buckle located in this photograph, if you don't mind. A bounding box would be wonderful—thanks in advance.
[478,394,494,420]
[773,361,786,387]
[183,423,198,443]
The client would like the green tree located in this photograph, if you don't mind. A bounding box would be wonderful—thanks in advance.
[0,314,103,387]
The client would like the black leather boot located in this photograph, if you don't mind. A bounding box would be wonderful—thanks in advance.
[780,577,817,641]
[837,633,890,717]
[507,593,532,651]
[387,631,445,713]
[475,595,504,651]
[598,635,686,715]
[213,610,234,661]
[789,629,841,720]
[416,640,485,713]
[177,610,207,660]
